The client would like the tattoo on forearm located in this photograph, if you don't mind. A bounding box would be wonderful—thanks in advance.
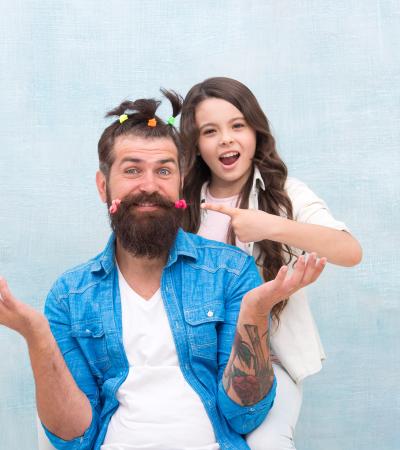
[223,324,274,405]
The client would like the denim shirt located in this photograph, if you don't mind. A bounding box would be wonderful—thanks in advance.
[43,229,276,450]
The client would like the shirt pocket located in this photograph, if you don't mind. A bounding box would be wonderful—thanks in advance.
[183,301,225,361]
[70,320,111,376]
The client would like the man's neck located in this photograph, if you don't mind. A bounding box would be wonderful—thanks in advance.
[115,240,167,300]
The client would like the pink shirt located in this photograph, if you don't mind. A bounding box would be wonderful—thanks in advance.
[198,190,249,253]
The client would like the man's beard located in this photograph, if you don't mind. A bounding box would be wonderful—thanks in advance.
[107,191,183,259]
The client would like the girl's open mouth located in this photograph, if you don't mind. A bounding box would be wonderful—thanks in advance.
[219,152,240,166]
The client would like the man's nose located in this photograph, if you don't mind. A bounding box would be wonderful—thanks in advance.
[138,172,158,194]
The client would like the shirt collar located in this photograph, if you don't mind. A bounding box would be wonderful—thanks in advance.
[166,228,198,267]
[252,165,266,192]
[90,233,116,274]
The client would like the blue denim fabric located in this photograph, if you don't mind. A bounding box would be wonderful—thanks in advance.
[43,229,276,450]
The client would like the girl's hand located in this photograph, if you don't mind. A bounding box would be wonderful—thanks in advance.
[201,203,278,242]
[242,253,327,318]
[0,277,48,341]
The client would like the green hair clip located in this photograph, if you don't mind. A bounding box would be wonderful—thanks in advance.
[167,116,175,126]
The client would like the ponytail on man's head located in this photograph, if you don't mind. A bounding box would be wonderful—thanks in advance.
[98,90,183,178]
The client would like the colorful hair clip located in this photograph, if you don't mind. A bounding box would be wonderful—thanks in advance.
[147,118,157,127]
[119,114,128,124]
[109,198,121,214]
[174,199,187,209]
[167,116,175,126]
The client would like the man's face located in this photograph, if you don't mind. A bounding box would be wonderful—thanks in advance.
[96,135,183,258]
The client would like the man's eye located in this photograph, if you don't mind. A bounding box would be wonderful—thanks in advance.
[159,168,171,176]
[126,168,139,174]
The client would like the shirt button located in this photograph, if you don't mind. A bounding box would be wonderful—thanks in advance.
[207,310,214,317]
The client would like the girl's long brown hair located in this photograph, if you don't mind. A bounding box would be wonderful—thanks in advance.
[181,77,294,323]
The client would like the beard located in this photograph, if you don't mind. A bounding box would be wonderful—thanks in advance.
[107,191,183,259]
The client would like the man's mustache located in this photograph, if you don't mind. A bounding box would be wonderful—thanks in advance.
[115,193,175,210]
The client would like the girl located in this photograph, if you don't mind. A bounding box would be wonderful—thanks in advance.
[180,77,362,450]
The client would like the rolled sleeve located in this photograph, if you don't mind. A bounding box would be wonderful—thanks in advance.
[217,376,277,434]
[42,404,100,450]
[43,285,101,450]
[216,254,277,434]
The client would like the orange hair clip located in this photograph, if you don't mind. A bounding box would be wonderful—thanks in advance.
[147,118,157,127]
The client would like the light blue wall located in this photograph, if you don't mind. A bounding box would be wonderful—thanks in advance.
[0,1,399,449]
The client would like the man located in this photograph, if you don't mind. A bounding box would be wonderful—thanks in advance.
[0,93,325,450]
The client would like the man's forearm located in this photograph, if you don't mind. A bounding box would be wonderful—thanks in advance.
[222,253,326,407]
[222,301,274,406]
[28,319,92,440]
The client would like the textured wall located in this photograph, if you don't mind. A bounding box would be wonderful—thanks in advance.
[0,1,399,449]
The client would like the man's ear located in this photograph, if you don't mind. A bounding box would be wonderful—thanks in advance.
[96,170,107,203]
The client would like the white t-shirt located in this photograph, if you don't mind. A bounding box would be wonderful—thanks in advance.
[101,269,219,450]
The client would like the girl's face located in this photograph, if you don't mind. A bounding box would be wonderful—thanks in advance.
[195,97,256,197]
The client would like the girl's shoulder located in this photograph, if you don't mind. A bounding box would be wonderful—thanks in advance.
[284,176,311,193]
[283,177,328,219]
[284,176,319,201]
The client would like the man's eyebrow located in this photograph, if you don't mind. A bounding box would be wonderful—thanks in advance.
[159,158,178,165]
[120,157,143,164]
[119,157,177,165]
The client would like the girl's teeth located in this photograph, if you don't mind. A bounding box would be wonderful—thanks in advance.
[219,152,240,166]
[221,152,239,159]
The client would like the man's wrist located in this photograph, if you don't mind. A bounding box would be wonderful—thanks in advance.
[241,294,271,322]
[24,314,53,350]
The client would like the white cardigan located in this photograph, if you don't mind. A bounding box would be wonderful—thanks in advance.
[199,168,349,383]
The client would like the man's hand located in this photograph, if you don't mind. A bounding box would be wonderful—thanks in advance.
[0,277,48,342]
[242,253,327,317]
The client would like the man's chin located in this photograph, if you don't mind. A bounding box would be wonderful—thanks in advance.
[128,208,168,223]
[109,196,183,259]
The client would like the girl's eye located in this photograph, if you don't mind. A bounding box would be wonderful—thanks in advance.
[233,122,245,129]
[203,128,215,135]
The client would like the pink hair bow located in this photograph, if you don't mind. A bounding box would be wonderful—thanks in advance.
[174,199,187,209]
[109,198,121,214]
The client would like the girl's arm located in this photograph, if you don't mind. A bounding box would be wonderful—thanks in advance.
[201,203,362,267]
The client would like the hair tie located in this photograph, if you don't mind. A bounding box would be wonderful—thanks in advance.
[147,118,157,127]
[119,114,128,124]
[109,198,121,214]
[167,116,175,126]
[174,199,187,209]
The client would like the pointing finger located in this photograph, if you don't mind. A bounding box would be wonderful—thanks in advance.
[200,202,238,217]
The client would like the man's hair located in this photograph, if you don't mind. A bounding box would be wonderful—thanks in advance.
[98,89,183,177]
